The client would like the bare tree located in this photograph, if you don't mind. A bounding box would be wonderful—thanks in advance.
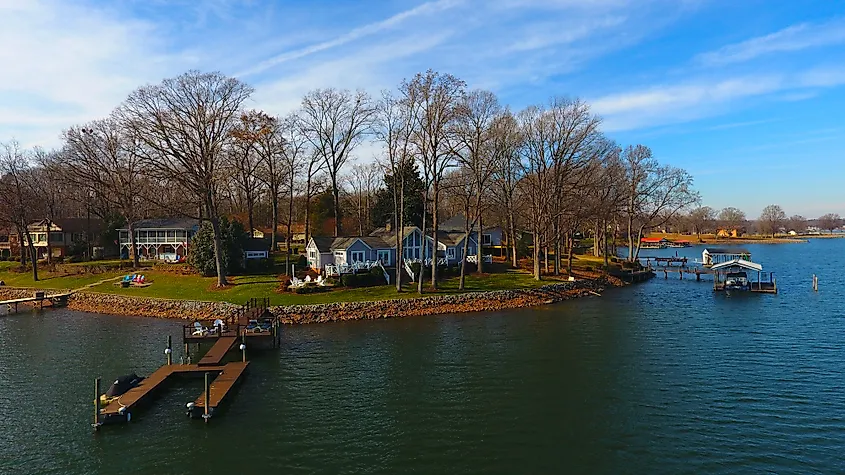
[817,213,841,233]
[300,88,376,237]
[0,141,40,280]
[490,111,523,268]
[402,70,466,291]
[347,162,380,235]
[454,89,500,279]
[622,144,698,260]
[758,204,786,237]
[118,70,253,287]
[375,90,418,291]
[718,207,746,233]
[787,214,807,234]
[63,115,147,267]
[688,206,716,241]
[228,110,268,235]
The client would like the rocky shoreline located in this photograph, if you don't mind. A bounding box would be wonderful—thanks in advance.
[0,274,640,323]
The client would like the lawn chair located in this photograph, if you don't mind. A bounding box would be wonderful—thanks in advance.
[316,275,325,286]
[210,318,226,335]
[246,319,262,333]
[192,321,209,336]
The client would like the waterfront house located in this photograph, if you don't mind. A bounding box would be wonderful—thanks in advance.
[640,237,669,249]
[305,235,398,271]
[439,215,504,248]
[118,218,200,261]
[23,218,104,259]
[0,227,19,258]
[702,248,752,266]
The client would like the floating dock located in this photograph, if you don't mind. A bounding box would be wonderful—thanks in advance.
[93,298,278,429]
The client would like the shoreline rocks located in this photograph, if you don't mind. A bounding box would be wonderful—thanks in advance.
[0,274,645,323]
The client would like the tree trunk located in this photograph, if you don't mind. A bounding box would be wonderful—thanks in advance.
[17,227,26,266]
[207,206,228,287]
[476,203,483,275]
[567,231,574,275]
[271,194,279,252]
[459,222,471,290]
[544,246,549,275]
[532,231,541,280]
[418,188,427,294]
[627,210,635,261]
[332,176,341,237]
[128,219,139,268]
[304,176,313,246]
[508,213,517,268]
[430,182,439,290]
[45,219,53,265]
[24,228,38,282]
[603,220,610,270]
[247,196,255,238]
[634,225,646,261]
[395,174,405,292]
[554,227,561,276]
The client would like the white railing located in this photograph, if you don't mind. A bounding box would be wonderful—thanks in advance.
[465,254,493,264]
[325,260,386,277]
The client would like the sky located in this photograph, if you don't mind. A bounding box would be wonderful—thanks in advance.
[1,0,844,218]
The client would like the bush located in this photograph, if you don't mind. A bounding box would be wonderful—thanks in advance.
[340,272,386,288]
[0,255,8,261]
[294,284,331,294]
[65,255,84,264]
[245,257,273,273]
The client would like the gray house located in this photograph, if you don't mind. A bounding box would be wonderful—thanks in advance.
[439,215,504,248]
[306,235,397,271]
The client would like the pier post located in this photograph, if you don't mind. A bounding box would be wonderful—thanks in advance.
[695,269,701,281]
[184,343,190,365]
[241,334,247,362]
[813,274,818,292]
[679,268,683,280]
[203,372,211,422]
[663,269,667,279]
[93,377,101,431]
[166,336,172,365]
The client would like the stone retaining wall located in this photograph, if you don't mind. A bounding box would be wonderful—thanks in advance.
[1,274,639,323]
[270,278,616,324]
[0,287,237,320]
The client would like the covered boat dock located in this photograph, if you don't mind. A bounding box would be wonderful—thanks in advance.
[711,258,777,293]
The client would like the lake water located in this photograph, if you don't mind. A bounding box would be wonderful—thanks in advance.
[1,239,844,474]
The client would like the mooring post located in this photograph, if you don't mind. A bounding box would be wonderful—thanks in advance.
[813,274,818,292]
[184,343,190,365]
[695,269,701,281]
[663,269,668,279]
[93,377,101,431]
[203,372,211,422]
[241,333,247,362]
[166,335,172,365]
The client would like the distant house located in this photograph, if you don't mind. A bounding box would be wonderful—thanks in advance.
[640,237,668,249]
[306,235,399,271]
[118,218,200,261]
[0,227,19,258]
[23,218,104,259]
[716,228,743,238]
[439,215,504,247]
[243,238,271,260]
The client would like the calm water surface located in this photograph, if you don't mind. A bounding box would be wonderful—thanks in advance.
[1,239,844,474]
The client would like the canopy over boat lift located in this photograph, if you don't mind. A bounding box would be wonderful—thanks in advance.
[711,259,776,293]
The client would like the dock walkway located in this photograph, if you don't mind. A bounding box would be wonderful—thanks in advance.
[190,361,250,418]
[0,292,71,312]
[198,336,238,366]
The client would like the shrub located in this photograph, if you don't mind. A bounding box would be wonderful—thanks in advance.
[294,284,331,294]
[340,272,386,288]
[65,255,84,264]
[0,255,8,261]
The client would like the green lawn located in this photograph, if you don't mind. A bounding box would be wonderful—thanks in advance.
[1,261,565,306]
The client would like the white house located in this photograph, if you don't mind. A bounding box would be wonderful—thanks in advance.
[118,218,199,261]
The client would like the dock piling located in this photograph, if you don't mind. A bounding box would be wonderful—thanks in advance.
[166,336,172,365]
[93,377,101,431]
[813,274,818,292]
[203,372,211,422]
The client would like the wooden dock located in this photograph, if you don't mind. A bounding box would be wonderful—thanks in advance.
[1,292,71,312]
[188,361,250,419]
[197,336,238,366]
[93,298,278,429]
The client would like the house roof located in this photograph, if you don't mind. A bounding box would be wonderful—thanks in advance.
[439,215,501,233]
[641,237,667,243]
[309,236,336,253]
[310,235,395,252]
[369,226,419,239]
[243,238,271,252]
[29,218,105,234]
[436,230,476,247]
[704,247,751,255]
[131,218,201,230]
[711,259,762,272]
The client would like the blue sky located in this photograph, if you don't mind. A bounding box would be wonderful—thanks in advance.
[2,0,844,218]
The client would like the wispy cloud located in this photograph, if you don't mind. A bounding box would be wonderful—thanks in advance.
[696,18,845,66]
[236,0,462,77]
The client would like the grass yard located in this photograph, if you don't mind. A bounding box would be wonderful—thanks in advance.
[0,263,124,290]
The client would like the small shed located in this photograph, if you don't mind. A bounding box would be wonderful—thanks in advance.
[243,238,271,260]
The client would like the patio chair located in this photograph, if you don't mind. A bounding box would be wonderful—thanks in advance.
[210,318,226,334]
[192,321,209,336]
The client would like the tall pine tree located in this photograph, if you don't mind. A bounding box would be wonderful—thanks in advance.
[372,160,429,229]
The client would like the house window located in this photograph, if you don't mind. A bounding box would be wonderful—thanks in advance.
[350,251,366,262]
[447,248,455,259]
[482,234,492,245]
[309,250,316,259]
[377,250,390,264]
[49,232,63,243]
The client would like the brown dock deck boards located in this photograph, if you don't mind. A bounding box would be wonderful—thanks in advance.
[198,336,238,366]
[193,361,250,410]
[101,363,228,416]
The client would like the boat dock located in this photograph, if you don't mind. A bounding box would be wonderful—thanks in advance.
[93,298,278,429]
[1,291,71,312]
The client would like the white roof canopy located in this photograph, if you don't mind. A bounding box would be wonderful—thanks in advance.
[710,258,763,272]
